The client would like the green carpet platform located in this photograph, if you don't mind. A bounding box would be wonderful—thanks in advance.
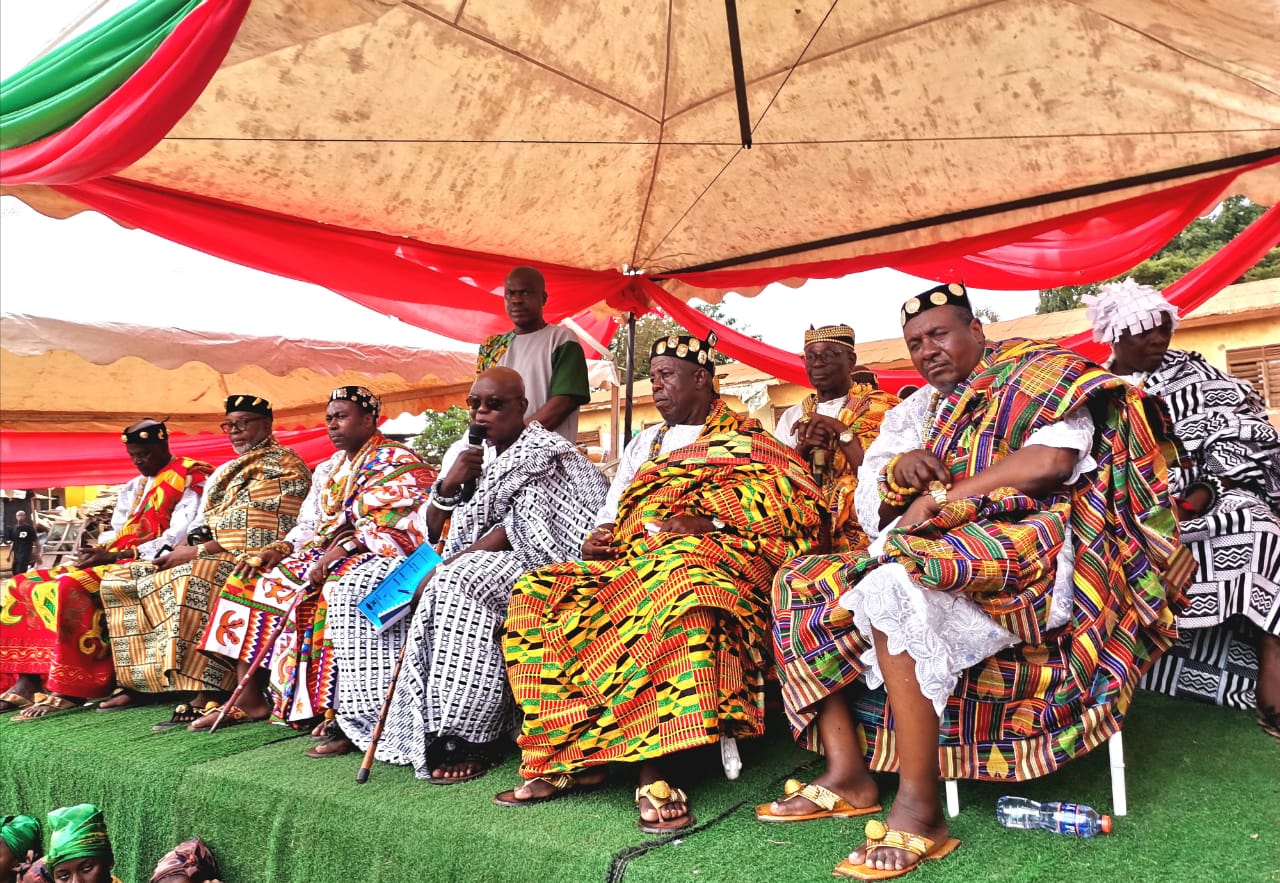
[2,693,1276,882]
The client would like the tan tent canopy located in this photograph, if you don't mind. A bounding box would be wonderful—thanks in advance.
[7,0,1279,299]
[0,313,476,432]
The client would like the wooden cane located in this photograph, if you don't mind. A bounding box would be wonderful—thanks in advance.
[209,588,305,734]
[356,631,412,784]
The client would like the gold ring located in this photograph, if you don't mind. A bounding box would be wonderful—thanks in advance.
[247,555,263,568]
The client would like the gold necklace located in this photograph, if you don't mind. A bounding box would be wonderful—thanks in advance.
[324,435,379,515]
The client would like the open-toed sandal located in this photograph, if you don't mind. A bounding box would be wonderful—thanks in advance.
[188,703,267,732]
[493,773,603,807]
[10,693,81,723]
[0,690,33,712]
[833,819,961,880]
[635,780,695,835]
[755,778,882,822]
[154,702,217,731]
[424,736,500,784]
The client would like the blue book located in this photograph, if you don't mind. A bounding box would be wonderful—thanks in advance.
[357,542,443,634]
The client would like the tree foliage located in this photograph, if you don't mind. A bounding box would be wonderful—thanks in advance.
[608,303,752,378]
[1035,196,1280,314]
[409,406,470,467]
[973,306,1000,324]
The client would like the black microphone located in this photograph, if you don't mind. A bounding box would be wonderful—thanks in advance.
[460,424,488,502]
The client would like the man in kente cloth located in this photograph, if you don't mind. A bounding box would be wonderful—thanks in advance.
[97,395,311,729]
[333,368,608,774]
[1086,279,1280,739]
[41,804,120,883]
[494,332,824,833]
[765,283,1191,880]
[475,266,591,441]
[1,420,209,720]
[774,323,899,553]
[191,387,433,730]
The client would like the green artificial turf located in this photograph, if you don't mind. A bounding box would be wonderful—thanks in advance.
[2,693,1276,882]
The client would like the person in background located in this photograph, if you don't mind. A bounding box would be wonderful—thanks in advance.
[773,324,899,553]
[475,266,591,441]
[96,396,311,730]
[1087,278,1280,739]
[0,422,209,719]
[6,512,40,578]
[40,804,119,883]
[148,838,222,883]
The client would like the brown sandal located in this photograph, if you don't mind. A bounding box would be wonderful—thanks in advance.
[0,690,33,712]
[493,773,603,807]
[636,780,695,834]
[10,693,81,722]
[755,778,882,822]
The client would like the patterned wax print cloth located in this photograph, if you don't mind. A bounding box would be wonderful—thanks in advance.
[505,400,824,778]
[1132,349,1280,709]
[339,423,608,776]
[100,438,311,694]
[197,434,433,723]
[773,339,1190,780]
[774,383,899,552]
[0,458,210,698]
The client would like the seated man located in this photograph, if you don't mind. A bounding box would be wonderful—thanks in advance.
[0,421,209,719]
[331,367,608,774]
[1087,279,1280,736]
[0,814,41,880]
[774,324,899,552]
[766,284,1190,879]
[192,387,433,730]
[97,396,311,729]
[494,333,824,833]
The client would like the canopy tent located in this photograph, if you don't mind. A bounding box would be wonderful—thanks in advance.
[1,0,1278,383]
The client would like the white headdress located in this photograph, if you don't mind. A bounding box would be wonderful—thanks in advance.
[1083,277,1179,344]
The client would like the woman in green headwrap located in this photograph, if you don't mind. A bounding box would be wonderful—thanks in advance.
[43,804,119,883]
[0,813,41,878]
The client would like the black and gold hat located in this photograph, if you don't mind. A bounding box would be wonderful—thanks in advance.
[650,331,718,373]
[330,385,381,416]
[224,394,272,417]
[121,421,168,445]
[900,282,972,326]
[803,324,856,351]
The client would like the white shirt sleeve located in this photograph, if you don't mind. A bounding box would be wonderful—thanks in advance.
[773,403,803,448]
[595,426,658,526]
[1023,407,1097,484]
[854,387,935,541]
[137,483,203,558]
[284,454,338,551]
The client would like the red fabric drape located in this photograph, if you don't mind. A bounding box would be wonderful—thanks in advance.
[0,427,336,488]
[0,0,250,185]
[648,202,1280,392]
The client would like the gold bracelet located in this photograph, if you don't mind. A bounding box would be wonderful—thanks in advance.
[928,480,948,505]
[885,455,917,497]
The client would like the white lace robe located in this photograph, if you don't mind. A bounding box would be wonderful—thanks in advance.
[842,385,1096,714]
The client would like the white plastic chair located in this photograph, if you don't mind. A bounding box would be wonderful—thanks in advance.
[943,730,1127,817]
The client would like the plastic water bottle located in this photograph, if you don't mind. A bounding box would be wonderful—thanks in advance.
[995,796,1112,837]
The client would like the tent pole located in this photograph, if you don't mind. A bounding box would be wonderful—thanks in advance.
[624,313,636,444]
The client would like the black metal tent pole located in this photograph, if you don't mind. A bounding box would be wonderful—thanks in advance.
[623,312,636,444]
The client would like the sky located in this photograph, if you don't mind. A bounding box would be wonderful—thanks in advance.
[0,2,1041,356]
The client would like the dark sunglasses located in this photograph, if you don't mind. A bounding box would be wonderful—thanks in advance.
[466,395,512,412]
[220,415,267,433]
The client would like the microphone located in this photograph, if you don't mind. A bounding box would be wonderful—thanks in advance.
[811,446,828,487]
[460,424,488,502]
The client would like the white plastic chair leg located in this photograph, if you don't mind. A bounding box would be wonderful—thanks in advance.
[944,779,960,817]
[1108,731,1127,816]
[720,735,742,779]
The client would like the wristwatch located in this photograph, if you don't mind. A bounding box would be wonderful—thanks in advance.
[838,429,854,446]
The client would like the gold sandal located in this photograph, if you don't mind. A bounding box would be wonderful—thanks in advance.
[10,692,81,723]
[493,773,604,807]
[834,819,961,880]
[755,778,882,822]
[635,780,695,834]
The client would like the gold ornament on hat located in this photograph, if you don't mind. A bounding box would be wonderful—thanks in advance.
[905,297,921,314]
[948,282,965,296]
[929,291,949,306]
[676,343,689,357]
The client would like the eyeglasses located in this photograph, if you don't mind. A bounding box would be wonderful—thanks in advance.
[465,395,511,412]
[220,415,267,434]
[804,350,848,366]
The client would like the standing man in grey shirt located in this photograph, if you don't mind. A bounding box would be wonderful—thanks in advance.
[475,266,591,442]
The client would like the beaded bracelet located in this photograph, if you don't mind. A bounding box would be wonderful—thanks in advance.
[885,455,917,498]
[431,480,465,508]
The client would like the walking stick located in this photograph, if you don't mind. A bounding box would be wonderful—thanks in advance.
[209,588,305,734]
[356,632,411,784]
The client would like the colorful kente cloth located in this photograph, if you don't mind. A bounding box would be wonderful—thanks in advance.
[0,457,210,698]
[476,331,515,373]
[356,423,608,776]
[775,383,899,552]
[774,339,1190,780]
[197,434,432,723]
[1131,349,1280,709]
[505,400,823,778]
[99,438,311,694]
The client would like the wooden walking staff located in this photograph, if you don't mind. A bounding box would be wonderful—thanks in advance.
[209,589,305,734]
[355,634,412,784]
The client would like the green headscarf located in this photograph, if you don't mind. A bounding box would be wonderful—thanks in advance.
[44,804,112,870]
[0,814,41,858]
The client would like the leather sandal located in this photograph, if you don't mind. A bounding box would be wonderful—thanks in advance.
[10,693,81,723]
[833,819,961,880]
[493,773,604,807]
[755,778,882,822]
[635,780,695,834]
[0,690,33,712]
